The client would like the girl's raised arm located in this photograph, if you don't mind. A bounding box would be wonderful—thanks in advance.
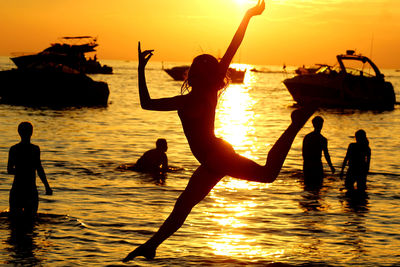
[219,0,265,75]
[138,42,184,111]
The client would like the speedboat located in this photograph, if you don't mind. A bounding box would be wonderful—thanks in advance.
[283,50,395,110]
[0,68,109,107]
[11,36,112,74]
[0,37,111,107]
[163,65,246,83]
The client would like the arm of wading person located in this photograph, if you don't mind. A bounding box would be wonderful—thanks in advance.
[323,141,335,174]
[340,145,350,179]
[37,147,52,195]
[160,153,168,173]
[7,147,16,175]
[366,147,371,174]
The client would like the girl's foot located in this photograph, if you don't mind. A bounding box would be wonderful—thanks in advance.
[123,244,156,262]
[291,105,317,128]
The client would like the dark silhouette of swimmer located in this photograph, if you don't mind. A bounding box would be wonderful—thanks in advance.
[340,129,371,192]
[123,1,316,261]
[302,116,335,188]
[132,138,168,174]
[7,122,53,219]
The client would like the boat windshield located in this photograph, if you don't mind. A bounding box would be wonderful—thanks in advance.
[315,65,339,75]
[341,58,375,77]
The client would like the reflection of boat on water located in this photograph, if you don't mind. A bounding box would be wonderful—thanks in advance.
[163,65,246,83]
[283,50,396,110]
[11,36,112,74]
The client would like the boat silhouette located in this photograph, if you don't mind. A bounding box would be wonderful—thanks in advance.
[283,50,395,110]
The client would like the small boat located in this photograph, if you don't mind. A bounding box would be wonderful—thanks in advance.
[283,50,396,110]
[163,65,246,83]
[11,36,112,74]
[163,66,189,81]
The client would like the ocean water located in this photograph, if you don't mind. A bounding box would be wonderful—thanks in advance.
[0,56,400,266]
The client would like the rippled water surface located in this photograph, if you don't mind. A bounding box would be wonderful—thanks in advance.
[0,57,400,266]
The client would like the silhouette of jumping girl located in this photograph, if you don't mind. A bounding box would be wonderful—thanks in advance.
[124,0,315,261]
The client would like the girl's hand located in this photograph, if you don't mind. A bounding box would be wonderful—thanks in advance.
[246,0,265,17]
[138,42,154,69]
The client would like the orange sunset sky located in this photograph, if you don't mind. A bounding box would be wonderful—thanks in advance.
[0,0,399,68]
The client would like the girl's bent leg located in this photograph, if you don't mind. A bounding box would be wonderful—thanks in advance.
[123,165,224,262]
[214,106,316,184]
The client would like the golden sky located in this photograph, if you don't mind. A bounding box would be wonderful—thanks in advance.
[0,0,399,68]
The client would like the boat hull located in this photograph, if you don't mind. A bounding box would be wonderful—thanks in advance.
[284,73,395,110]
[0,69,109,107]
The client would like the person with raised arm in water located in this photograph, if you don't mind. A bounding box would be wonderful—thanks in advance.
[124,0,315,261]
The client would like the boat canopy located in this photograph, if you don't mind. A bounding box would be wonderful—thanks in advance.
[337,52,383,78]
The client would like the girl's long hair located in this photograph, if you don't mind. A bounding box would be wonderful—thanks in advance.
[181,54,229,96]
[355,129,369,146]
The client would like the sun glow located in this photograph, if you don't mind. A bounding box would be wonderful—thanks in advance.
[235,0,258,6]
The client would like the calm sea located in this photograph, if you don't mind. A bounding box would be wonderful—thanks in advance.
[0,56,399,266]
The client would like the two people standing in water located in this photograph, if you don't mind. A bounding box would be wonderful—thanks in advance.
[302,116,371,192]
[124,0,316,261]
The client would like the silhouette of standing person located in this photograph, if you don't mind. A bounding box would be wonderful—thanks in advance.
[124,1,316,261]
[133,138,168,174]
[302,116,335,188]
[340,129,371,192]
[7,122,53,219]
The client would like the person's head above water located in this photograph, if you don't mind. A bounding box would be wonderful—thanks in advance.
[18,121,33,141]
[355,129,369,145]
[312,116,324,131]
[156,138,168,152]
[182,54,228,94]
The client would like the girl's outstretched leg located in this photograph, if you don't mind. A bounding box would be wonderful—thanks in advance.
[123,165,224,262]
[263,106,316,182]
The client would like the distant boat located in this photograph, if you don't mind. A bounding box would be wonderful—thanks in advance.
[163,66,189,81]
[163,65,246,83]
[250,67,286,74]
[10,36,112,74]
[283,50,396,110]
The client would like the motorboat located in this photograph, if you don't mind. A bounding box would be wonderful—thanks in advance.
[163,65,189,81]
[163,65,246,83]
[11,36,112,74]
[0,68,109,107]
[283,50,395,110]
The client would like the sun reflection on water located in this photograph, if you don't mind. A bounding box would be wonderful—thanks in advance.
[208,72,281,258]
[208,233,285,258]
[215,75,258,158]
